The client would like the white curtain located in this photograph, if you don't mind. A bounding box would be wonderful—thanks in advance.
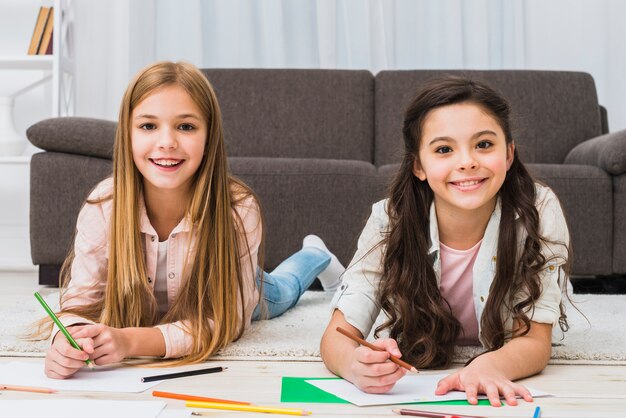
[74,0,626,131]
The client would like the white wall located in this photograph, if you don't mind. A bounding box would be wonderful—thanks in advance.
[4,0,626,142]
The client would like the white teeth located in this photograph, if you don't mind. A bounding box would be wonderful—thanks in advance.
[456,180,481,187]
[153,159,181,167]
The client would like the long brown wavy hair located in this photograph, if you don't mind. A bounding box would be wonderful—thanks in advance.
[42,61,264,364]
[376,76,570,369]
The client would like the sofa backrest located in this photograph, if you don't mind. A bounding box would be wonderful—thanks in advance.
[203,69,375,162]
[374,70,603,166]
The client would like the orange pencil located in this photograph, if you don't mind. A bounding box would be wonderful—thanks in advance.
[0,384,57,394]
[336,326,418,373]
[153,390,250,405]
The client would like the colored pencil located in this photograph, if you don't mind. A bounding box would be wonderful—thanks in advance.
[393,409,487,418]
[336,326,418,373]
[188,401,312,416]
[152,390,250,405]
[141,366,226,383]
[34,291,96,370]
[0,384,57,394]
[533,406,542,418]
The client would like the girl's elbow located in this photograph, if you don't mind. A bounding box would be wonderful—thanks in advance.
[320,330,333,362]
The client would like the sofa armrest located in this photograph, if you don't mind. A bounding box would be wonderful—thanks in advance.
[564,129,626,175]
[27,117,116,159]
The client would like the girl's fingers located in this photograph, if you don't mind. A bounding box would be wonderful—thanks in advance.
[45,369,67,379]
[371,338,402,358]
[92,352,116,366]
[484,382,502,407]
[464,383,479,405]
[357,365,406,392]
[516,384,534,402]
[72,324,103,339]
[51,352,88,369]
[362,383,398,394]
[354,345,399,366]
[45,364,77,379]
[56,339,91,361]
[501,384,519,406]
[46,350,84,378]
[74,337,95,354]
[435,373,460,395]
[359,359,405,378]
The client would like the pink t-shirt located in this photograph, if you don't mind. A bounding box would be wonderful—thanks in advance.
[439,240,482,346]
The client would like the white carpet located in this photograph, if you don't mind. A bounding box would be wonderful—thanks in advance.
[2,291,625,365]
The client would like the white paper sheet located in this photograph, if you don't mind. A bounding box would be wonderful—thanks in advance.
[157,408,192,418]
[0,361,202,393]
[306,374,550,406]
[0,400,166,418]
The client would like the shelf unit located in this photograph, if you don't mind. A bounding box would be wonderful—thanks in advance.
[0,0,74,271]
[0,0,75,117]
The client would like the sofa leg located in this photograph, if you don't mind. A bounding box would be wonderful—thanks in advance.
[571,275,626,294]
[38,264,62,287]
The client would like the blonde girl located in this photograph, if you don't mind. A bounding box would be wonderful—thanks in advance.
[321,76,570,407]
[43,61,342,379]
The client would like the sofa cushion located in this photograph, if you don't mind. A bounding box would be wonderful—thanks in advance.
[27,117,116,159]
[565,130,626,176]
[30,152,113,265]
[229,157,378,268]
[204,69,375,162]
[375,70,602,166]
[524,164,612,276]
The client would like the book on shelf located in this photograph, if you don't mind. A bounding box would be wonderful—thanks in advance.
[38,7,54,55]
[27,6,51,55]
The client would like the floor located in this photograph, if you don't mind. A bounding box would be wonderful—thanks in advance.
[1,271,626,417]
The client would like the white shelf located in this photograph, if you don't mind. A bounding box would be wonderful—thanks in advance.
[0,156,32,164]
[0,55,53,70]
[1,0,74,116]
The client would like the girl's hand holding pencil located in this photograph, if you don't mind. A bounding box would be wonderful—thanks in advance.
[335,326,417,394]
[45,324,96,379]
[34,291,97,379]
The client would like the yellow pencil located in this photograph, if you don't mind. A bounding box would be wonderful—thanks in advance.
[187,400,312,416]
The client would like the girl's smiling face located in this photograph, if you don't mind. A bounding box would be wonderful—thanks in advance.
[131,84,207,199]
[413,102,514,216]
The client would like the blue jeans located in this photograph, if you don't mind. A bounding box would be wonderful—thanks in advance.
[252,247,330,320]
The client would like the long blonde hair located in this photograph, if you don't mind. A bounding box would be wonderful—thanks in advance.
[56,61,262,364]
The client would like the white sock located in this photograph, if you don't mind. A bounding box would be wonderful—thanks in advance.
[303,235,345,292]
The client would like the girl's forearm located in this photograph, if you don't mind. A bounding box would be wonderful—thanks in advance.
[320,311,360,380]
[473,325,552,380]
[122,327,167,357]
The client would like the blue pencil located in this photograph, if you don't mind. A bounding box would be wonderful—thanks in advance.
[533,406,541,418]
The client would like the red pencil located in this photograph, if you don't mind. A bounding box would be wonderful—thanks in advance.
[393,408,487,418]
[152,390,250,405]
[336,326,418,373]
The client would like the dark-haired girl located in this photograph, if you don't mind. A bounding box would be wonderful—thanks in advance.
[321,76,570,407]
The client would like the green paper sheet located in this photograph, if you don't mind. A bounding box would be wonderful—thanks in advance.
[281,376,494,406]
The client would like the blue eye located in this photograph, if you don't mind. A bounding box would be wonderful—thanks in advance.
[435,146,452,154]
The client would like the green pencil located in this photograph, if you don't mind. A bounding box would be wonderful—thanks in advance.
[34,291,96,370]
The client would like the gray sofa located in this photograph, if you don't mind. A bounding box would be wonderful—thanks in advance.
[27,69,626,286]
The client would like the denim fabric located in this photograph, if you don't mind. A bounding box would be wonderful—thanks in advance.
[252,247,330,320]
